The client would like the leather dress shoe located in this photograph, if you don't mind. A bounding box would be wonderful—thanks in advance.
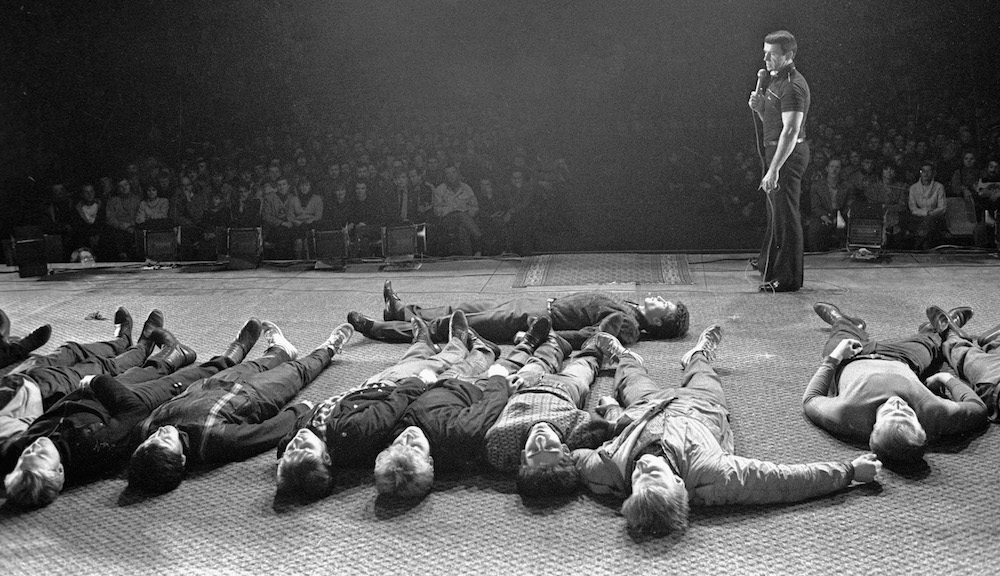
[347,311,376,336]
[813,302,867,331]
[916,306,972,334]
[114,307,134,347]
[135,309,165,354]
[926,306,971,340]
[17,324,51,353]
[383,280,406,321]
[222,318,263,364]
[522,315,552,350]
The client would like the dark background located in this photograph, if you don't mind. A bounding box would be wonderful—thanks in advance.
[4,0,998,251]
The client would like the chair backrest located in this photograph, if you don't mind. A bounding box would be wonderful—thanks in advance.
[945,196,977,236]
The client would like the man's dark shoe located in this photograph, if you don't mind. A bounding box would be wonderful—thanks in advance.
[813,302,867,331]
[469,328,501,359]
[917,306,972,334]
[0,308,9,341]
[144,341,197,372]
[135,309,165,354]
[522,315,552,350]
[148,327,178,349]
[347,311,376,337]
[222,318,263,364]
[598,312,625,338]
[18,324,51,353]
[114,307,134,347]
[448,310,470,346]
[927,306,971,340]
[411,316,439,352]
[383,280,406,321]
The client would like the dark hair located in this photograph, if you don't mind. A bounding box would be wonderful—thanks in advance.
[764,30,797,56]
[516,454,580,497]
[644,301,689,339]
[869,422,927,464]
[128,444,186,494]
[276,450,332,500]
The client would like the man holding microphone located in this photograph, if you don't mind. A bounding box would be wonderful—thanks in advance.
[748,30,810,293]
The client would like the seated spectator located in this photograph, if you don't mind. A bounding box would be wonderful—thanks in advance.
[951,151,980,199]
[432,163,481,256]
[324,182,354,233]
[135,184,172,231]
[407,168,435,221]
[104,178,140,260]
[906,162,947,249]
[230,184,262,229]
[863,162,909,247]
[170,176,207,230]
[350,181,385,258]
[475,177,512,255]
[197,189,232,259]
[505,169,539,255]
[72,183,104,256]
[0,308,50,370]
[261,177,296,258]
[806,158,850,252]
[289,178,324,258]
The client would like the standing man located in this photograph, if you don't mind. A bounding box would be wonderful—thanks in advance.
[748,30,811,292]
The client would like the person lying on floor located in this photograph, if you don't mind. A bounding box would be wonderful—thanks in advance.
[347,280,689,349]
[1,308,166,446]
[373,316,622,500]
[937,309,1000,423]
[127,320,351,494]
[275,310,494,499]
[575,325,882,536]
[0,307,51,369]
[1,325,197,508]
[803,303,988,464]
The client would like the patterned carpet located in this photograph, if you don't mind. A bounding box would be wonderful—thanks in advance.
[513,253,692,287]
[1,257,998,576]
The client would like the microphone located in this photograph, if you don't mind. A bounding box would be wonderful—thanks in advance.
[755,68,768,95]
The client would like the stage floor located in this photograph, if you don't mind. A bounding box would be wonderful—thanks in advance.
[2,250,999,576]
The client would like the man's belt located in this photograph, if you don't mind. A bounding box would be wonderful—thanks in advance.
[764,138,806,146]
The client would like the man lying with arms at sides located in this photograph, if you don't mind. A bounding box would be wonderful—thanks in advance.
[347,280,689,349]
[126,321,353,495]
[274,311,495,500]
[372,316,621,500]
[803,303,987,464]
[575,325,882,536]
[2,323,198,508]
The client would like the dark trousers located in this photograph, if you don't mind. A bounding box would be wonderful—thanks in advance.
[942,333,1000,422]
[439,211,482,256]
[118,356,233,412]
[822,319,941,376]
[209,347,330,420]
[0,342,32,370]
[2,338,145,410]
[759,141,809,289]
[370,298,546,343]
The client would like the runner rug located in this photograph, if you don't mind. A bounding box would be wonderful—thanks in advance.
[512,253,692,287]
